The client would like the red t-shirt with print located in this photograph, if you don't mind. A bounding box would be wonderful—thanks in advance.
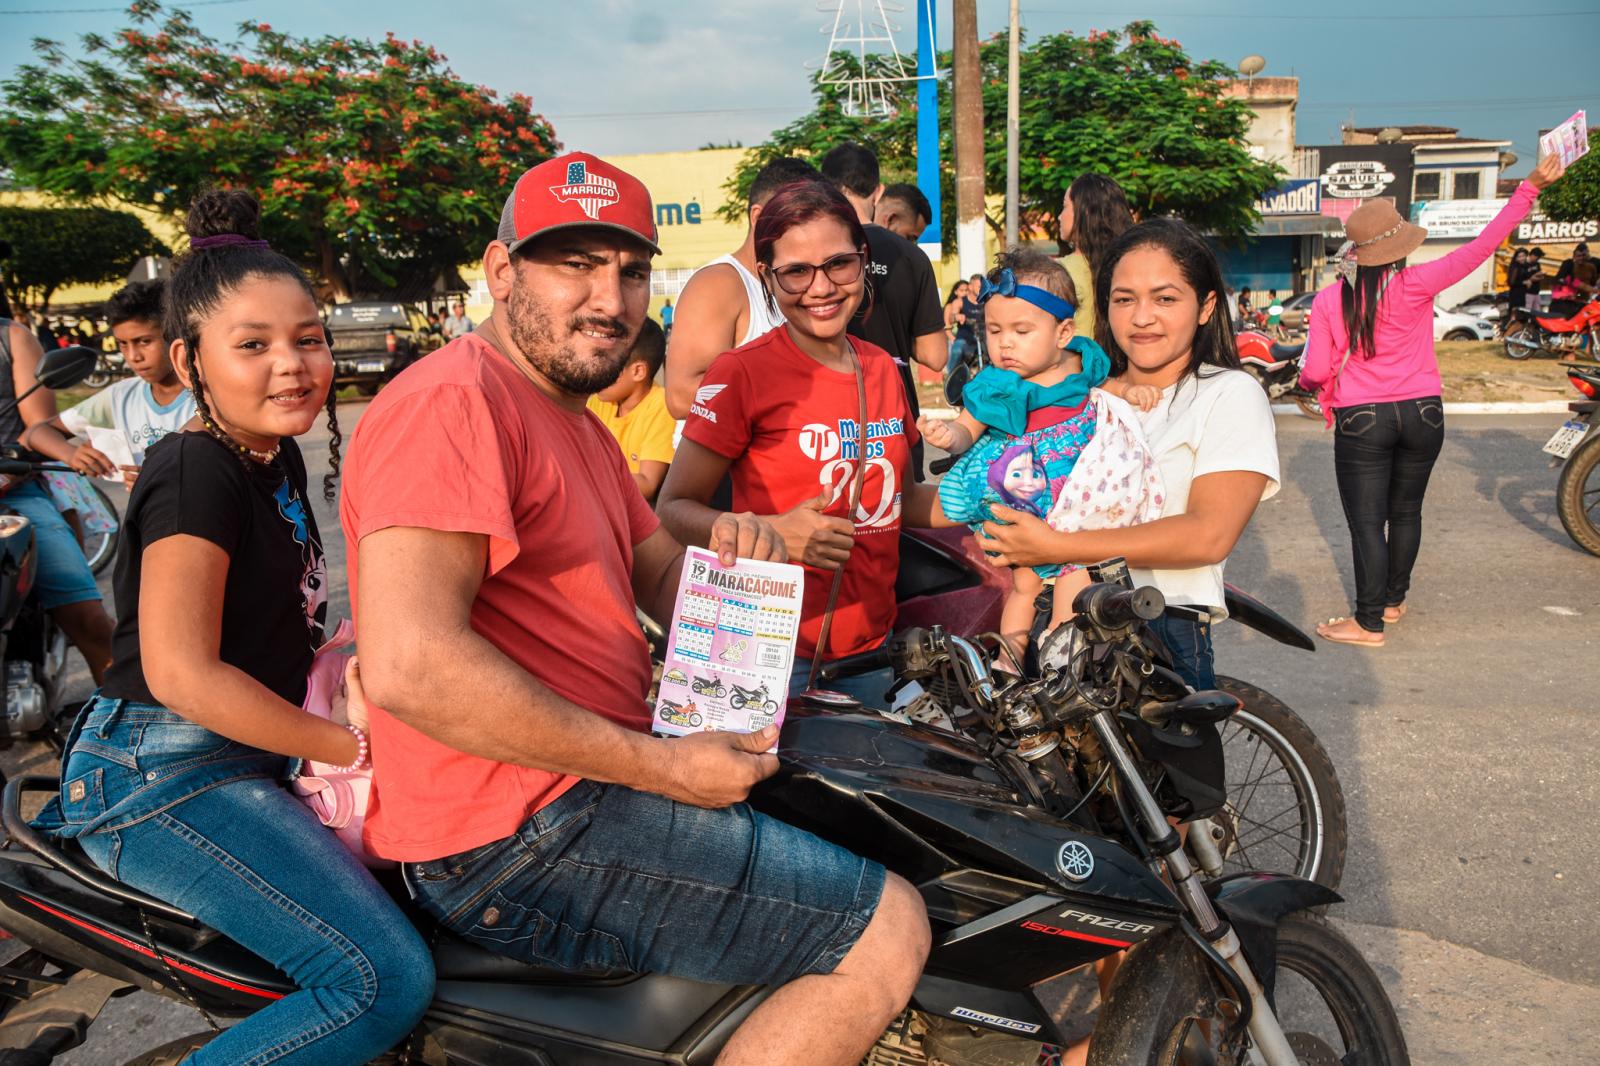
[683,326,918,661]
[340,334,660,862]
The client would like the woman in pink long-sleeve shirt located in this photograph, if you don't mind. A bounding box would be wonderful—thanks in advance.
[1300,154,1566,647]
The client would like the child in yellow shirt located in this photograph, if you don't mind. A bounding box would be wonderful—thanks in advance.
[588,319,676,502]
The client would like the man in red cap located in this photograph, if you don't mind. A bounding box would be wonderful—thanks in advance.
[340,152,930,1065]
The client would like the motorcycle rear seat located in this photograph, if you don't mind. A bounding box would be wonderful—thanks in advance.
[1269,342,1304,361]
[431,931,636,984]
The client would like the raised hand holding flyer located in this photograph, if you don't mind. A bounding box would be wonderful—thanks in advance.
[1540,110,1589,168]
[652,547,805,743]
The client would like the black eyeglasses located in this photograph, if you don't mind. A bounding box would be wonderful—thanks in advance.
[766,252,867,295]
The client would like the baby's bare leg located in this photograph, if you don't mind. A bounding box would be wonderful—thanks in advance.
[1051,568,1092,629]
[1000,568,1045,663]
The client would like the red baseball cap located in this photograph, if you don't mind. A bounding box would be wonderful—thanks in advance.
[496,152,661,256]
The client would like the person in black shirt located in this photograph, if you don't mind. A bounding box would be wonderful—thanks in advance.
[822,143,947,480]
[874,182,933,243]
[40,189,434,1064]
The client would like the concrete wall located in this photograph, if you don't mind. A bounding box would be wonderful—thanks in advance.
[1224,77,1298,167]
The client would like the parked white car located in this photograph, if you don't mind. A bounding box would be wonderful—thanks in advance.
[1434,304,1496,342]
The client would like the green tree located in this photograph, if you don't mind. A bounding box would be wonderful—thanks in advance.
[724,22,1282,242]
[0,204,166,310]
[1536,151,1600,223]
[0,1,559,299]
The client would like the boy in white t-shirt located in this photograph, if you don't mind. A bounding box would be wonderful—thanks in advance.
[47,281,195,490]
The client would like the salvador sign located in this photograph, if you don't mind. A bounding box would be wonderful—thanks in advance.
[1256,179,1320,216]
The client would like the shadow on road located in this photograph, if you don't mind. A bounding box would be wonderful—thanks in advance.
[1453,426,1578,552]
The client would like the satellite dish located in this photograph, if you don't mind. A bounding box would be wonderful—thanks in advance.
[1376,127,1404,144]
[1238,55,1266,77]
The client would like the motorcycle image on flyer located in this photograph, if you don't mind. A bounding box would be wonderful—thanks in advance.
[1544,362,1600,555]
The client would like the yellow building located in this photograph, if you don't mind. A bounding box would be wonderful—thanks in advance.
[0,190,181,311]
[459,147,751,323]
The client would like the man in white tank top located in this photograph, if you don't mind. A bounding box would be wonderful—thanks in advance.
[663,157,821,419]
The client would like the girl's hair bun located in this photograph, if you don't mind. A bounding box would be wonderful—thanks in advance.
[184,188,262,242]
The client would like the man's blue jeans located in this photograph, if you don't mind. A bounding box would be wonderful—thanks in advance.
[51,698,434,1066]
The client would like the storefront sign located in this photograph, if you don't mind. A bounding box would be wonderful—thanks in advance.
[1308,145,1414,224]
[1256,179,1320,216]
[1514,211,1600,244]
[1413,199,1507,240]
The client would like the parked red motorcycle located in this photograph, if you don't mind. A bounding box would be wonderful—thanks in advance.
[1544,362,1600,556]
[1236,329,1322,419]
[1503,298,1600,361]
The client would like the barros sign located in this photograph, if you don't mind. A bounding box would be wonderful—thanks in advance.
[1515,211,1600,244]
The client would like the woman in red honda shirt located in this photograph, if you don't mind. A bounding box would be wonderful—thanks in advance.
[659,180,941,705]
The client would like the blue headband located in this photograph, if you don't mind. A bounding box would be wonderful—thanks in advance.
[978,267,1076,321]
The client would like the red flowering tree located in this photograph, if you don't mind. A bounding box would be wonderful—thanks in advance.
[0,1,558,298]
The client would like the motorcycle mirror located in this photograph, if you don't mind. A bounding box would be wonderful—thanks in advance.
[35,346,101,391]
[944,361,970,408]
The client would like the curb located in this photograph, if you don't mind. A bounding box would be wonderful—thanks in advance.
[928,402,1574,418]
[1270,401,1574,415]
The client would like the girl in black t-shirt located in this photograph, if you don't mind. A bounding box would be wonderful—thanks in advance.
[42,191,433,1064]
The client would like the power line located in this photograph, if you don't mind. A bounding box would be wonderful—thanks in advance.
[0,0,249,14]
[552,105,807,121]
[1028,6,1598,20]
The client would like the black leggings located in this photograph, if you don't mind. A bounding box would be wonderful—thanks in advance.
[1332,397,1445,631]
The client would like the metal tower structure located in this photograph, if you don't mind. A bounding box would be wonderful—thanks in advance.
[816,0,918,118]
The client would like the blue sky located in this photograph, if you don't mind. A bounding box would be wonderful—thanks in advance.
[2,0,1595,179]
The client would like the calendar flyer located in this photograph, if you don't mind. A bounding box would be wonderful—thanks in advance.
[652,547,806,745]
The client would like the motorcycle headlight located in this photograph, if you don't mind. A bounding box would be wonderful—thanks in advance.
[0,515,30,539]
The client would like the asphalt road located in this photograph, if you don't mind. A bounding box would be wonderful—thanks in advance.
[5,405,1596,1062]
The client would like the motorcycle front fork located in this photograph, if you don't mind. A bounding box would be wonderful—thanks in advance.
[1088,709,1299,1066]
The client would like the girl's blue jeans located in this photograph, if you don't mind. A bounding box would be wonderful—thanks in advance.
[49,697,434,1065]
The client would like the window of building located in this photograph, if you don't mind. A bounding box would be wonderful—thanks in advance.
[650,267,697,298]
[1414,172,1442,200]
[1453,172,1480,200]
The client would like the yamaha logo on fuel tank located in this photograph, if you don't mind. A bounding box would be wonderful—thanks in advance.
[1056,840,1094,882]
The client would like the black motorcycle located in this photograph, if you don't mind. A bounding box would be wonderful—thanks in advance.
[0,561,1405,1065]
[728,681,776,712]
[0,346,102,754]
[690,674,726,698]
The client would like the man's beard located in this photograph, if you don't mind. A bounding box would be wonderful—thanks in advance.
[506,275,636,395]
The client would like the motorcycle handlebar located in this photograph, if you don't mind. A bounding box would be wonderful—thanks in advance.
[1073,582,1166,632]
[816,645,893,682]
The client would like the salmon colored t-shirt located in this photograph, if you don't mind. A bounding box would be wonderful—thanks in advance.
[683,326,917,661]
[340,334,660,862]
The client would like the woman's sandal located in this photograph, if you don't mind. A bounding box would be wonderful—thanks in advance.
[1316,617,1385,647]
[1383,604,1407,624]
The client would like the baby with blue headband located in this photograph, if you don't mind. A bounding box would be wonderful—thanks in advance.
[920,249,1163,658]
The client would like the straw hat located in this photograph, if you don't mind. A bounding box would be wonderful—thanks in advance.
[1345,198,1427,266]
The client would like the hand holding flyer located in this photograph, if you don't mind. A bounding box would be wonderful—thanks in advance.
[652,547,806,748]
[1540,110,1589,169]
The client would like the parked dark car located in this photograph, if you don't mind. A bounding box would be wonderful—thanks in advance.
[325,302,439,392]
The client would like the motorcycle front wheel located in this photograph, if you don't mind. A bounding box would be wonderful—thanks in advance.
[1556,433,1600,557]
[1213,677,1348,890]
[82,480,121,576]
[1293,391,1323,421]
[1502,322,1540,360]
[1089,914,1409,1066]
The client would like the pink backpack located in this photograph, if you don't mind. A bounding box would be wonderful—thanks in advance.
[291,620,394,869]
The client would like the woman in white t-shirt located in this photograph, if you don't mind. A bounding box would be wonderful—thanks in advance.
[979,218,1280,689]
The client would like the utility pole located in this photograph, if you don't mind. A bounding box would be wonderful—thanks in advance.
[1005,0,1020,248]
[915,0,942,260]
[952,0,985,279]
